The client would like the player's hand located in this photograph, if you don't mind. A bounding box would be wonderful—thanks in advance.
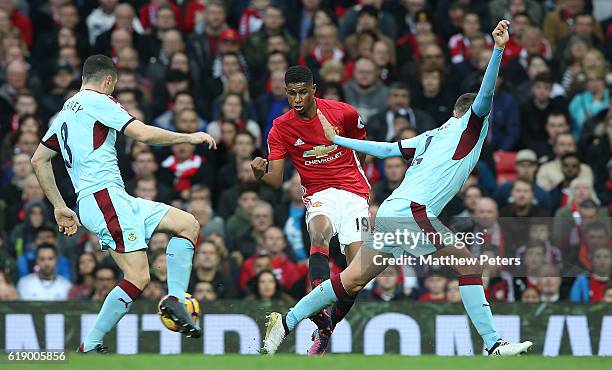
[492,20,510,49]
[54,207,81,236]
[188,132,217,149]
[317,109,336,141]
[251,157,268,180]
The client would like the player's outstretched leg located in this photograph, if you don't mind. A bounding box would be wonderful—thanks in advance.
[305,215,334,355]
[434,245,533,356]
[79,250,149,353]
[263,246,387,354]
[155,207,202,338]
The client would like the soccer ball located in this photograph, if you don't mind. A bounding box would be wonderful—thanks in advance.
[157,293,201,332]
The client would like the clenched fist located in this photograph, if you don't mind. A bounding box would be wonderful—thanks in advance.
[251,157,268,180]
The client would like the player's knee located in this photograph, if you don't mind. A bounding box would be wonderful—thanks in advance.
[179,213,199,241]
[125,270,150,291]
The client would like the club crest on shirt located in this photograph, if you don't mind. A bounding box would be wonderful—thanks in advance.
[128,232,137,242]
[303,144,338,158]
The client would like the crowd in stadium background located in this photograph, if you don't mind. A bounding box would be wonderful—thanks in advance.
[0,0,611,306]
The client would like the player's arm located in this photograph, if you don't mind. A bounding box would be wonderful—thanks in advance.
[472,20,509,118]
[124,120,216,148]
[31,144,80,236]
[318,109,401,159]
[251,157,285,188]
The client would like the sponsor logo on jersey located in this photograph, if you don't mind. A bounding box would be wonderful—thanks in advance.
[303,144,338,158]
[294,138,305,146]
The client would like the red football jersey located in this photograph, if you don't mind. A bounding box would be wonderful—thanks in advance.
[267,98,370,199]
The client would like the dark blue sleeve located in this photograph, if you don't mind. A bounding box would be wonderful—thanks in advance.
[472,47,504,118]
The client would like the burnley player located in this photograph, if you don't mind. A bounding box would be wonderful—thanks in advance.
[31,55,216,353]
[251,66,370,355]
[263,20,533,356]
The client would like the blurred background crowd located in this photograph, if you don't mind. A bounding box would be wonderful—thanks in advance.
[0,0,611,306]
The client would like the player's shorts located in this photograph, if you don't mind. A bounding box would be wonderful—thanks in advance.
[77,187,170,253]
[304,187,369,254]
[366,198,453,258]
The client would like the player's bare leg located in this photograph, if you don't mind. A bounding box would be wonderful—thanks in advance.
[154,207,202,338]
[78,250,149,353]
[264,245,388,354]
[432,244,532,356]
[308,240,362,355]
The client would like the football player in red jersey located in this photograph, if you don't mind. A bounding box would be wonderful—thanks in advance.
[251,65,370,355]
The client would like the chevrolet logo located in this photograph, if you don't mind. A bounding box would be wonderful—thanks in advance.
[303,144,338,158]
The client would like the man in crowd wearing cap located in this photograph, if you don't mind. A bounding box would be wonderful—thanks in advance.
[537,132,594,192]
[212,28,249,79]
[366,82,436,141]
[494,149,551,211]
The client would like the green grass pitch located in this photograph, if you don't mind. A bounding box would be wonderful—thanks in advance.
[3,354,610,370]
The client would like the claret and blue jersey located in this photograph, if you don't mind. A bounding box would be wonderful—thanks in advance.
[332,46,504,217]
[41,89,134,202]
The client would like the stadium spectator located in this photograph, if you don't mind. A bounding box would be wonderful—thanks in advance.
[366,82,435,141]
[543,0,602,51]
[604,283,612,303]
[468,197,506,258]
[273,172,308,261]
[226,182,260,245]
[340,0,396,41]
[481,249,514,302]
[240,226,302,294]
[343,57,388,120]
[536,133,594,192]
[504,27,552,90]
[570,246,612,302]
[138,0,181,33]
[90,265,118,301]
[449,184,483,232]
[193,281,218,302]
[300,23,346,84]
[539,264,564,302]
[232,201,275,259]
[17,243,72,300]
[238,0,269,39]
[0,270,18,301]
[583,115,611,204]
[520,286,540,303]
[413,62,454,124]
[513,241,546,301]
[247,269,293,302]
[449,11,493,65]
[243,4,297,75]
[68,252,97,300]
[495,150,550,210]
[569,67,610,140]
[516,220,563,268]
[207,93,261,147]
[190,240,236,299]
[372,157,407,204]
[445,279,461,303]
[150,250,167,287]
[93,4,145,57]
[363,266,408,302]
[528,111,571,161]
[418,271,448,302]
[187,0,228,71]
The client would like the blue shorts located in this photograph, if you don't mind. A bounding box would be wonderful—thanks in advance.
[366,198,452,258]
[78,187,170,253]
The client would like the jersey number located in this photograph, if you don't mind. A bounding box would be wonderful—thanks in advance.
[60,122,73,168]
[355,217,371,232]
[412,136,433,166]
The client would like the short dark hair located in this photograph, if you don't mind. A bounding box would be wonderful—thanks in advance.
[454,93,476,116]
[94,264,118,279]
[82,55,117,83]
[285,65,313,85]
[389,81,410,94]
[584,220,608,235]
[173,90,194,103]
[560,151,580,163]
[238,181,260,197]
[36,243,57,258]
[36,225,57,238]
[533,72,553,85]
